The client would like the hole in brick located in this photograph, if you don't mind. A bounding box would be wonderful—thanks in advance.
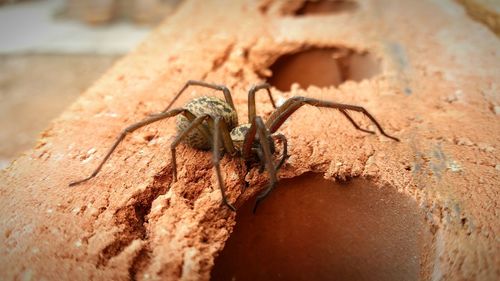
[143,134,156,142]
[295,0,359,15]
[211,173,432,281]
[267,47,381,91]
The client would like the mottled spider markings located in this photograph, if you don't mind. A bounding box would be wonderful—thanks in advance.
[70,80,399,213]
[177,96,238,150]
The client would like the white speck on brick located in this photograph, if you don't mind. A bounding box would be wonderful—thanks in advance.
[21,268,33,281]
[494,106,500,115]
[478,143,495,153]
[229,172,238,180]
[276,96,287,107]
[290,83,301,92]
[456,137,473,146]
[447,161,462,172]
[160,227,168,235]
[0,159,10,170]
[75,240,82,248]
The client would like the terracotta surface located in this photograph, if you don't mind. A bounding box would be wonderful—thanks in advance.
[0,0,499,280]
[212,174,431,281]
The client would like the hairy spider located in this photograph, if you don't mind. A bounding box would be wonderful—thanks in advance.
[70,80,399,212]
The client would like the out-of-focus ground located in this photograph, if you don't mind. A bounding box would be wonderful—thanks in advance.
[0,54,118,168]
[0,0,180,168]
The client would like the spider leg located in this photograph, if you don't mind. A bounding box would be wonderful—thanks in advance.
[212,116,237,211]
[240,117,285,212]
[266,96,399,141]
[241,117,258,161]
[248,83,277,122]
[214,114,237,156]
[253,116,278,214]
[69,108,189,186]
[272,133,289,171]
[242,116,288,169]
[339,109,376,134]
[157,80,235,115]
[253,148,265,173]
[253,134,288,173]
[170,114,211,181]
[169,113,237,210]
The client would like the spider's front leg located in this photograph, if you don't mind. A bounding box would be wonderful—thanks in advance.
[253,117,278,213]
[253,133,288,173]
[169,113,237,211]
[211,116,237,211]
[247,84,289,171]
[266,96,400,141]
[242,116,281,213]
[272,133,289,171]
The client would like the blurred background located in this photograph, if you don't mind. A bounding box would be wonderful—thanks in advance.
[0,0,182,169]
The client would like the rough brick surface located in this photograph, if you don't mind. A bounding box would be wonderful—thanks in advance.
[0,0,499,280]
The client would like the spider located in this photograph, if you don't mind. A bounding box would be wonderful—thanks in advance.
[70,80,399,212]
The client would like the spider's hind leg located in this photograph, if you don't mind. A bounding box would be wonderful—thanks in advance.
[157,80,235,115]
[69,108,187,187]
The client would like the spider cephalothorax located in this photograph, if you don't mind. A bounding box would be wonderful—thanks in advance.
[70,80,399,212]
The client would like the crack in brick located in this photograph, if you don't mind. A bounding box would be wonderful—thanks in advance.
[129,246,151,281]
[211,43,234,72]
[96,167,173,268]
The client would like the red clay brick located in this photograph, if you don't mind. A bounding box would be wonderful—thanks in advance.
[0,0,498,280]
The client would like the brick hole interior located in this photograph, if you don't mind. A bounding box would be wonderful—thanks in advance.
[294,0,359,16]
[267,47,381,91]
[211,173,433,281]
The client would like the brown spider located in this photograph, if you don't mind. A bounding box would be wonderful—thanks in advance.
[70,80,399,212]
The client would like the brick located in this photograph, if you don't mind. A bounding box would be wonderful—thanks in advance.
[0,0,498,280]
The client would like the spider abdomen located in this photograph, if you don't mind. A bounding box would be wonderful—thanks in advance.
[176,96,238,150]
